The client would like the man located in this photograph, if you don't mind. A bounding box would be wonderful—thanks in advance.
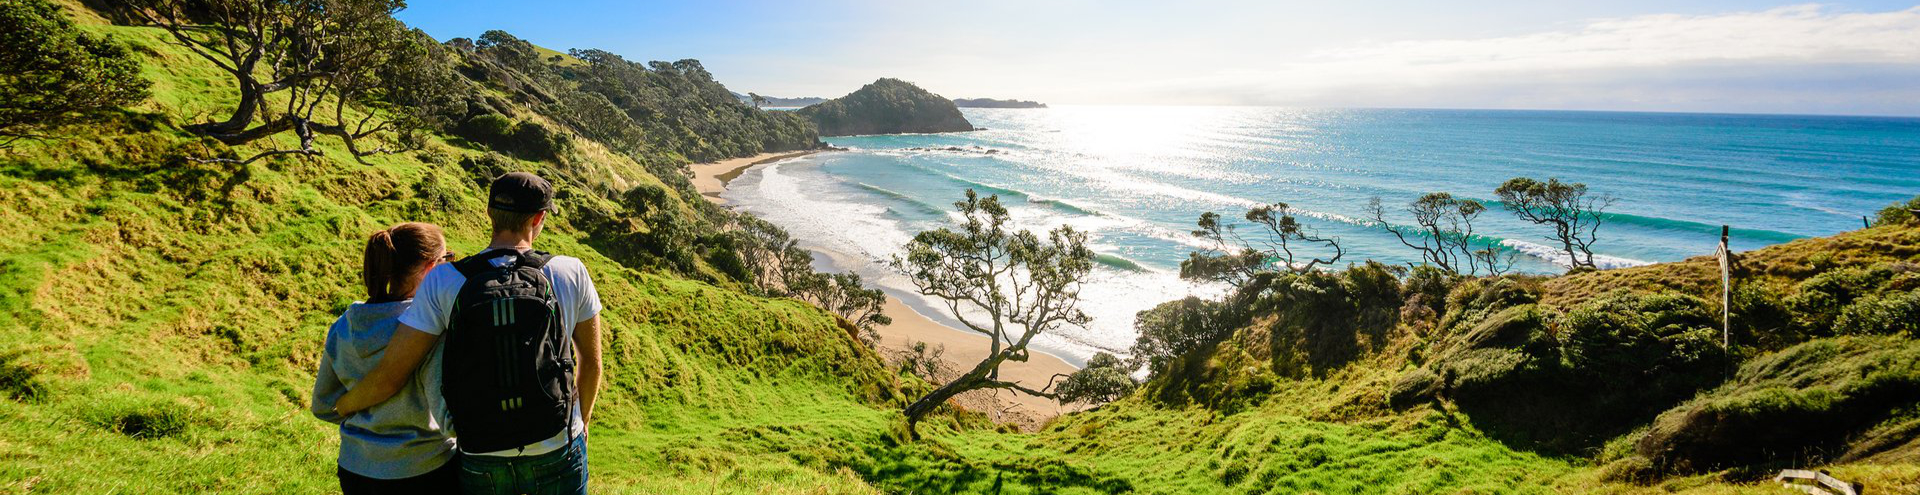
[335,172,603,494]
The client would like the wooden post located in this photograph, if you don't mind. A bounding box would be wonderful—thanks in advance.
[1863,216,1871,229]
[1718,225,1731,351]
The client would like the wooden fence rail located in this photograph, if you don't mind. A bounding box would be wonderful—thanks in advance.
[1774,469,1862,495]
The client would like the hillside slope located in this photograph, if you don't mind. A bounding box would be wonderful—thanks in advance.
[5,3,1917,495]
[0,6,912,494]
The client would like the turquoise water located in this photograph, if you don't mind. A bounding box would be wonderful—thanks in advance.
[725,107,1920,363]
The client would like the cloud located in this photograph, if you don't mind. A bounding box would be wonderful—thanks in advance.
[1129,4,1920,114]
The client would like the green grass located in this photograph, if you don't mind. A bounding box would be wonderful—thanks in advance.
[4,4,1913,494]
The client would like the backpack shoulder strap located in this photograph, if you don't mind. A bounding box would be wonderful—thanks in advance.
[518,249,555,269]
[452,248,533,278]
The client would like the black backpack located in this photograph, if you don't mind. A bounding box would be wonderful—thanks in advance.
[442,248,574,453]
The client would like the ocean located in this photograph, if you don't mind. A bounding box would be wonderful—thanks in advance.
[722,107,1920,365]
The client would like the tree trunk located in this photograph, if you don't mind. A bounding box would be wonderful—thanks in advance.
[197,73,262,139]
[903,351,1006,434]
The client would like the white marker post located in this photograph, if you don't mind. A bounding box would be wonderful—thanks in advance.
[1716,225,1731,350]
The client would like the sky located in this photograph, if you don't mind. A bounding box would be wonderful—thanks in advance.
[395,1,1920,116]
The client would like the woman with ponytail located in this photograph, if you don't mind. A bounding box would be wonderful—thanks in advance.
[310,223,460,495]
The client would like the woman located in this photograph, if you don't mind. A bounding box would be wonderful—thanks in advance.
[311,223,459,494]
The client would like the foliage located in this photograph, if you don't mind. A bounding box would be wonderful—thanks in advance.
[125,0,451,163]
[0,0,149,146]
[1054,353,1136,406]
[791,271,893,342]
[561,47,819,161]
[898,341,947,383]
[1495,177,1616,270]
[1369,192,1512,276]
[1872,194,1920,226]
[450,113,568,160]
[1835,289,1920,337]
[1180,203,1344,287]
[1128,296,1238,379]
[1784,262,1918,335]
[796,78,973,137]
[893,189,1094,427]
[1626,336,1920,477]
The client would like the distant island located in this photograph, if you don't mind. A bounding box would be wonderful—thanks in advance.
[734,92,828,107]
[953,98,1048,109]
[797,78,974,136]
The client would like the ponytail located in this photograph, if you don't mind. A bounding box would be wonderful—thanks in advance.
[362,223,447,302]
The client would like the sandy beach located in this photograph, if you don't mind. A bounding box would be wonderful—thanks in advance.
[691,150,1085,429]
[689,150,822,204]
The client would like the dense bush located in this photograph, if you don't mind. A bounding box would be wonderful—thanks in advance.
[0,0,148,145]
[1405,290,1729,454]
[1629,336,1920,476]
[452,113,568,161]
[1558,291,1729,399]
[1785,263,1918,336]
[1056,353,1137,406]
[1130,296,1237,378]
[1252,263,1402,377]
[1834,290,1920,336]
[1872,195,1920,226]
[454,113,515,145]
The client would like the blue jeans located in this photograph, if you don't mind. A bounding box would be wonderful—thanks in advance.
[458,434,587,495]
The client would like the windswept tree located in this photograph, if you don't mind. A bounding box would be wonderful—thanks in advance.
[792,272,893,342]
[894,189,1094,430]
[1368,192,1513,276]
[724,212,891,340]
[748,92,769,108]
[1495,177,1616,270]
[126,0,457,162]
[0,0,149,146]
[1181,202,1343,287]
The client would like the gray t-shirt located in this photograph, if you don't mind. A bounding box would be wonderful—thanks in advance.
[398,250,602,457]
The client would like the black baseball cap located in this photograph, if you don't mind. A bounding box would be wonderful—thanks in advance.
[488,172,554,213]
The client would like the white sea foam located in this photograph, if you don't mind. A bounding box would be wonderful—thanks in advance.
[725,159,1219,363]
[1501,239,1653,270]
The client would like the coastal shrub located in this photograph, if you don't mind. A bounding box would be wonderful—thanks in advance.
[451,114,569,161]
[1785,263,1912,334]
[1439,275,1542,336]
[1729,282,1801,351]
[454,113,515,148]
[898,342,946,382]
[1632,336,1920,476]
[1872,195,1920,226]
[506,120,568,161]
[1834,290,1920,336]
[1431,291,1727,454]
[1056,353,1137,406]
[456,151,529,187]
[1559,291,1728,392]
[1403,265,1460,322]
[0,0,149,145]
[1130,296,1237,378]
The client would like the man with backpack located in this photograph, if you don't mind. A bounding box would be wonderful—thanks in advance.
[334,172,603,494]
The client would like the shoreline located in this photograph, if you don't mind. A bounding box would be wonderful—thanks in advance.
[688,149,823,205]
[690,150,1086,429]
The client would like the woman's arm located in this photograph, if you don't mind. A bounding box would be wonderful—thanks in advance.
[310,335,347,424]
[333,324,440,416]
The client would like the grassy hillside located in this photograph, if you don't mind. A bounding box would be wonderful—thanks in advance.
[0,7,905,494]
[4,3,1916,494]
